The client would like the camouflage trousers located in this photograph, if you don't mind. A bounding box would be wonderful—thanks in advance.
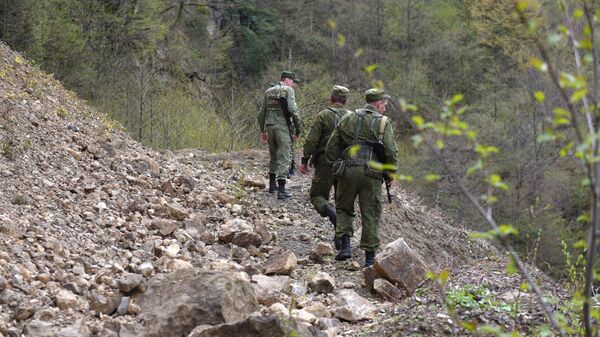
[335,165,382,251]
[309,156,336,216]
[266,125,291,180]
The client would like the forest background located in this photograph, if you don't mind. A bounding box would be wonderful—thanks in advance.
[0,0,586,278]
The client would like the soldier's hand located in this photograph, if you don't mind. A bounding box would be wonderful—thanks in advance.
[292,134,299,142]
[260,132,268,144]
[300,164,309,174]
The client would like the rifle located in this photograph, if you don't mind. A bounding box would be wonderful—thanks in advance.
[365,139,392,203]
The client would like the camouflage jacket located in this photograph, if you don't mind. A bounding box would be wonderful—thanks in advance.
[301,103,350,165]
[325,104,397,168]
[257,83,301,135]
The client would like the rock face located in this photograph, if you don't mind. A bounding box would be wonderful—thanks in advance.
[135,268,258,337]
[374,238,428,294]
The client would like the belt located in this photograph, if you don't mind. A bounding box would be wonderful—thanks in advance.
[345,159,367,166]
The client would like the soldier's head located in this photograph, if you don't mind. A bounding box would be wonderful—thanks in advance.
[365,88,390,113]
[281,71,300,87]
[330,85,349,105]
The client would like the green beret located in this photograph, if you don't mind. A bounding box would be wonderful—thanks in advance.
[331,85,349,98]
[365,88,390,102]
[281,71,301,83]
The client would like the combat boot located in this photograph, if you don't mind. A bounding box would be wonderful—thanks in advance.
[288,161,296,177]
[268,173,277,193]
[325,206,341,250]
[277,179,292,200]
[364,250,376,267]
[335,235,351,261]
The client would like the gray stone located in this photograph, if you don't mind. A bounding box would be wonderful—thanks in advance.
[23,320,55,337]
[188,316,324,337]
[118,273,144,293]
[373,278,407,301]
[232,231,262,248]
[308,272,335,294]
[264,251,297,275]
[331,289,376,322]
[135,268,258,337]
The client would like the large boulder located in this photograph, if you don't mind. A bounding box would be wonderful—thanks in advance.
[188,315,324,337]
[374,238,427,294]
[135,268,258,337]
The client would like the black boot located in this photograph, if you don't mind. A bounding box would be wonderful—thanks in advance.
[288,160,296,177]
[335,235,351,261]
[277,179,292,200]
[364,250,376,267]
[325,206,341,250]
[268,173,276,193]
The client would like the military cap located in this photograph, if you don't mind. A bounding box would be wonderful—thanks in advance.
[281,71,301,83]
[331,85,349,98]
[365,88,390,102]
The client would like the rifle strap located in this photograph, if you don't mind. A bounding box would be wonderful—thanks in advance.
[378,116,388,140]
[328,108,341,129]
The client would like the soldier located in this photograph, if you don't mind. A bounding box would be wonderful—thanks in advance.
[300,85,351,250]
[324,88,398,267]
[257,71,301,200]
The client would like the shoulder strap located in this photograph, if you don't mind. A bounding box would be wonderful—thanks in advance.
[378,116,388,140]
[327,108,339,129]
[353,110,365,145]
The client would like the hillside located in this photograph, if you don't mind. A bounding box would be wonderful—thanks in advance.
[0,42,564,337]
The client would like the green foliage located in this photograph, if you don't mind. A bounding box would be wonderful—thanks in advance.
[446,285,512,313]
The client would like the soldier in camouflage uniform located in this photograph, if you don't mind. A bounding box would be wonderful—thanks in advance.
[325,88,398,267]
[257,71,301,200]
[300,85,351,250]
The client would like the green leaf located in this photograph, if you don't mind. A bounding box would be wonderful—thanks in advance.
[367,160,383,170]
[436,139,445,149]
[397,175,414,182]
[576,213,590,223]
[498,224,518,236]
[364,64,379,73]
[337,34,346,47]
[520,282,530,291]
[411,134,423,147]
[537,132,557,143]
[507,257,518,276]
[469,231,494,240]
[327,19,336,29]
[574,8,584,20]
[529,57,548,72]
[489,174,508,190]
[460,321,477,332]
[348,145,361,158]
[425,271,436,280]
[547,33,562,45]
[451,94,464,104]
[354,48,364,57]
[467,160,483,176]
[559,142,574,157]
[467,130,476,139]
[534,91,545,102]
[515,1,528,12]
[573,239,587,249]
[425,174,441,182]
[570,88,588,103]
[412,115,424,128]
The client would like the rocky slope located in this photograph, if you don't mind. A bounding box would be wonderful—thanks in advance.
[0,41,563,337]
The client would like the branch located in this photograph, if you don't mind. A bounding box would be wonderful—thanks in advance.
[391,99,567,337]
